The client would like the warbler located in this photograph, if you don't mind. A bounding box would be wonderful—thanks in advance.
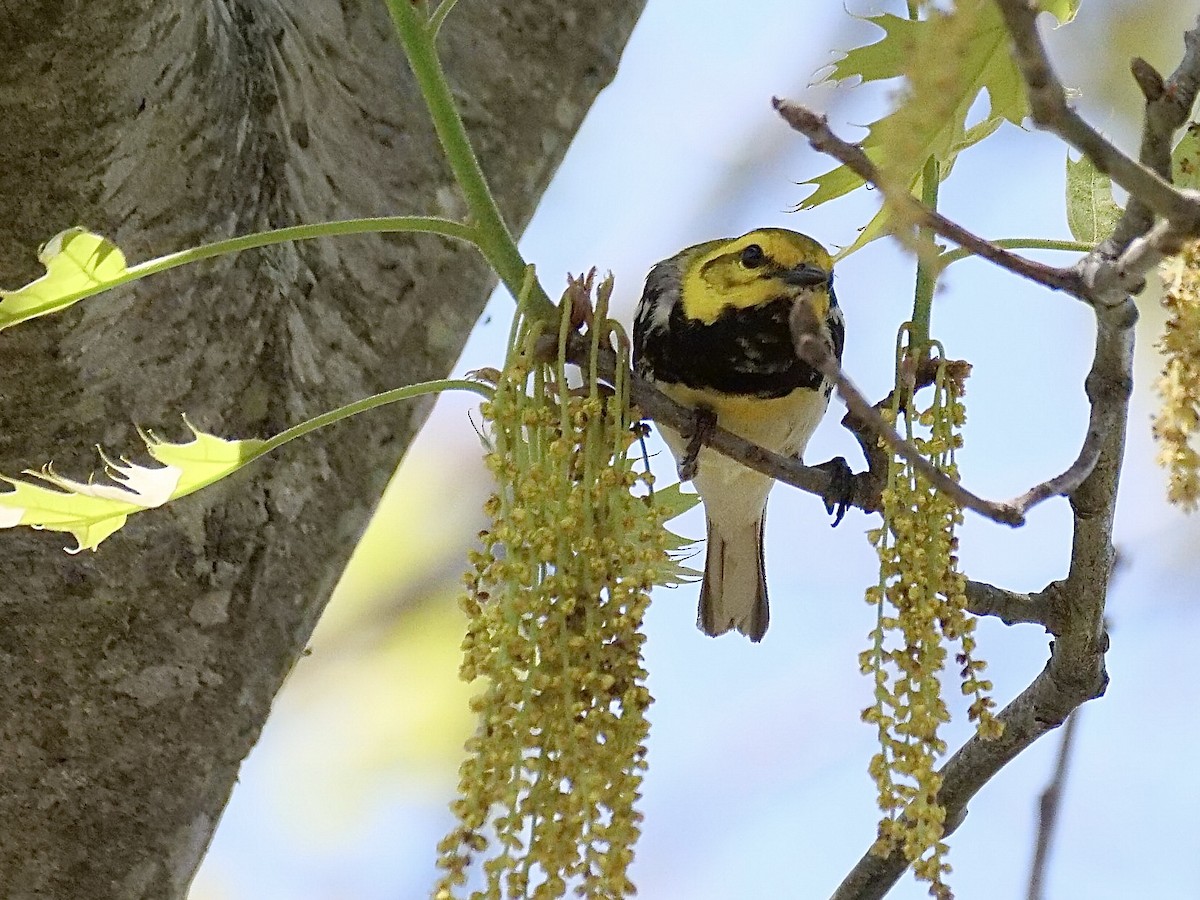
[632,228,844,642]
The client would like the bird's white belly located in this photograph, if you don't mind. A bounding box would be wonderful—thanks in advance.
[656,385,829,528]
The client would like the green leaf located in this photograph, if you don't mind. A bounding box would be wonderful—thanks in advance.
[802,1,1078,254]
[651,526,702,586]
[650,481,701,522]
[824,13,921,84]
[1172,122,1200,191]
[802,132,890,210]
[835,193,902,261]
[830,118,1006,259]
[0,423,265,552]
[1065,153,1124,243]
[0,229,130,331]
[652,550,702,587]
[0,379,492,553]
[142,422,268,496]
[1041,0,1081,23]
[636,482,702,585]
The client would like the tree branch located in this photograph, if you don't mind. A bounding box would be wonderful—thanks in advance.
[964,579,1063,632]
[792,303,1131,527]
[548,332,858,510]
[772,97,1085,297]
[826,7,1200,898]
[1026,709,1082,900]
[790,306,1026,526]
[557,296,1122,532]
[767,94,1143,528]
[554,329,1046,529]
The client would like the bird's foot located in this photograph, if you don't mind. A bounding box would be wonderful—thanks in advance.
[814,456,855,526]
[679,406,718,482]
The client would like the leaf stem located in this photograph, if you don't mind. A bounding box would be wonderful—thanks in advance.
[251,378,493,463]
[936,238,1091,272]
[129,216,476,281]
[428,0,461,37]
[384,0,553,318]
[909,156,941,354]
[117,380,491,512]
[0,217,479,332]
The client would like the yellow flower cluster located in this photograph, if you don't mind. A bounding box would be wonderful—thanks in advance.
[862,341,1000,900]
[1154,241,1200,508]
[434,274,673,900]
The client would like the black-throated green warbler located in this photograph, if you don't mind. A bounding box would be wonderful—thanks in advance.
[632,228,844,641]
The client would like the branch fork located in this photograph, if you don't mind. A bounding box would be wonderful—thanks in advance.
[785,5,1200,898]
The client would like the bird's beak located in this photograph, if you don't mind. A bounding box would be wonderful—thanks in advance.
[782,263,830,287]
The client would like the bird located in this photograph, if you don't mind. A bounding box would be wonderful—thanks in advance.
[632,228,844,642]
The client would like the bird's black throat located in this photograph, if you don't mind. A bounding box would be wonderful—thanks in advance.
[635,294,842,398]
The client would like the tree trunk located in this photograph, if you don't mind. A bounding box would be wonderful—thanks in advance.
[0,2,645,896]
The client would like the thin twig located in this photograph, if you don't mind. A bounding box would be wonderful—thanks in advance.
[1004,325,1132,513]
[539,332,862,511]
[772,97,1085,297]
[791,303,1121,525]
[964,580,1063,633]
[1026,710,1082,900]
[790,305,1025,526]
[1106,28,1200,253]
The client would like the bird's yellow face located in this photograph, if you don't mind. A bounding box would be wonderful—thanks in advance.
[679,228,834,326]
[632,226,842,404]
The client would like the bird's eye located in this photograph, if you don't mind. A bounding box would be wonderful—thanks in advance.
[740,244,766,268]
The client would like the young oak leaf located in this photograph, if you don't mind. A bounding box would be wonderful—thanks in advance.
[804,1,1080,256]
[1172,121,1200,191]
[649,480,701,522]
[0,421,266,552]
[0,228,131,331]
[1065,153,1124,244]
[838,118,1007,259]
[1068,121,1200,250]
[645,481,703,585]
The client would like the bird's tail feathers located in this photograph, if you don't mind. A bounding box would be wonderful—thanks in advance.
[698,514,768,642]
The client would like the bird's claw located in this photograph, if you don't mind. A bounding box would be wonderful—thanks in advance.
[678,406,718,482]
[815,456,855,526]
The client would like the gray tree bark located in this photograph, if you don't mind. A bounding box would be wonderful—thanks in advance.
[0,2,645,896]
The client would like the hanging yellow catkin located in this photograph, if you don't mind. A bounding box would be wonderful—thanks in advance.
[862,328,1000,900]
[1154,240,1200,509]
[435,272,676,900]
